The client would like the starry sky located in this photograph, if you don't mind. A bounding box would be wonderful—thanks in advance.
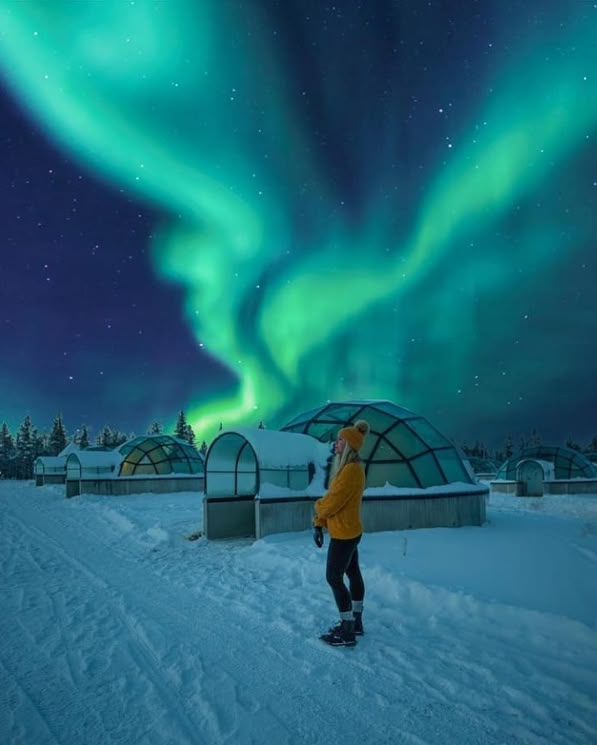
[0,0,596,449]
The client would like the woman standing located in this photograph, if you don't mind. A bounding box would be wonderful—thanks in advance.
[313,419,369,647]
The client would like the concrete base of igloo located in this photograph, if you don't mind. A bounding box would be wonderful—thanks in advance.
[203,485,488,540]
[203,496,256,539]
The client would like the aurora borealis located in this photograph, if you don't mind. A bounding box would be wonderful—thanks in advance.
[1,0,596,448]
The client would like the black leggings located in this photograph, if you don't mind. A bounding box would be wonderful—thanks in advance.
[325,535,365,613]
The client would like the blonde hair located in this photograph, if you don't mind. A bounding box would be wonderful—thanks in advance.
[339,443,360,469]
[329,420,369,481]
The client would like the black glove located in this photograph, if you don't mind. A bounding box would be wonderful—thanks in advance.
[313,526,324,548]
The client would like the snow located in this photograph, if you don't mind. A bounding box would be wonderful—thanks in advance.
[58,443,80,457]
[257,479,486,500]
[257,481,325,499]
[1,481,596,745]
[364,480,486,497]
[214,427,331,469]
[67,449,122,474]
[35,456,65,467]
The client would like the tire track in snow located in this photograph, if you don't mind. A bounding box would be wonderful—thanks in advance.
[0,656,64,745]
[1,509,218,745]
[2,494,267,743]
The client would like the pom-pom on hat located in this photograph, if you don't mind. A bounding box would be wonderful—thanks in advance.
[338,419,370,452]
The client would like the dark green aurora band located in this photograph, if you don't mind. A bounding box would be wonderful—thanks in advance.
[1,1,596,439]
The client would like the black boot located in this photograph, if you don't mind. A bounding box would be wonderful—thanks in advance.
[328,612,364,636]
[320,619,357,647]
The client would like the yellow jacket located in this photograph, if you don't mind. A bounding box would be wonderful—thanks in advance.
[314,461,365,540]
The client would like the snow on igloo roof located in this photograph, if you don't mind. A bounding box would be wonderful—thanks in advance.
[58,442,80,457]
[210,427,330,470]
[35,455,66,466]
[66,450,123,468]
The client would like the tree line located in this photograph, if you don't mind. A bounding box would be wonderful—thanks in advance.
[3,409,596,481]
[0,411,206,480]
[460,429,597,464]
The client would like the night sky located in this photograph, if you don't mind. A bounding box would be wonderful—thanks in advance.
[0,0,596,449]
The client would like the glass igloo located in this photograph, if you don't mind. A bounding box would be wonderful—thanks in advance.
[281,400,472,489]
[118,435,204,476]
[495,446,597,481]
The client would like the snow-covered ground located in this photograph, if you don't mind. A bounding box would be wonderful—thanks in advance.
[1,481,596,745]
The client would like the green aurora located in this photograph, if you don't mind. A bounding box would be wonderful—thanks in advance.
[1,1,595,440]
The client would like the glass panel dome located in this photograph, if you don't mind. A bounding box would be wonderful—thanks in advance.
[495,446,597,480]
[118,435,204,477]
[391,423,427,459]
[282,400,472,489]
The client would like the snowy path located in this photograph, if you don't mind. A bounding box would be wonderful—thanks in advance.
[1,482,596,745]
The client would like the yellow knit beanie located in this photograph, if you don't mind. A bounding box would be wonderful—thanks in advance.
[338,419,370,452]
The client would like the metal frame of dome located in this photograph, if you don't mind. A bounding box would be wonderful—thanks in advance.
[118,435,204,477]
[495,446,597,481]
[281,399,472,489]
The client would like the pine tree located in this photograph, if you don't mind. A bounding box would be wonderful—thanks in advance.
[112,431,129,447]
[473,440,485,457]
[78,425,90,449]
[96,426,129,448]
[16,415,36,479]
[174,411,188,440]
[258,420,265,429]
[148,421,162,435]
[96,425,114,448]
[529,428,542,448]
[504,434,513,459]
[183,423,196,446]
[0,423,15,458]
[199,440,208,457]
[48,413,68,455]
[0,423,15,478]
[565,436,581,452]
[34,431,47,459]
